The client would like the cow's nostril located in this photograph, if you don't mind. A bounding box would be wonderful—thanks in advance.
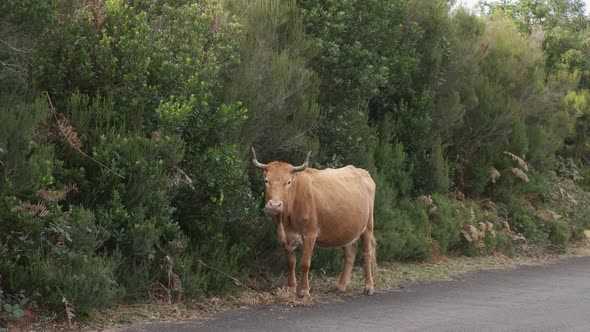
[266,200,284,212]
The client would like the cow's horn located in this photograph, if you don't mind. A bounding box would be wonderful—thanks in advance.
[251,148,267,169]
[292,151,312,172]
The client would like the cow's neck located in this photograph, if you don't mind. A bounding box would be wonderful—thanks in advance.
[282,172,314,228]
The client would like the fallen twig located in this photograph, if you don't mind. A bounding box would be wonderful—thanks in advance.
[196,258,256,292]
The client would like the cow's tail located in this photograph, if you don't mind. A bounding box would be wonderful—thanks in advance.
[370,232,378,273]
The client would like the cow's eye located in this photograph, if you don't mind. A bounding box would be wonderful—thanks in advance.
[264,179,269,185]
[287,180,292,185]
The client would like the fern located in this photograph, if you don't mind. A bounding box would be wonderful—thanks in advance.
[511,167,529,182]
[16,202,49,217]
[43,91,124,179]
[504,151,529,171]
[36,184,77,202]
[58,290,75,327]
[55,113,83,151]
[490,166,501,183]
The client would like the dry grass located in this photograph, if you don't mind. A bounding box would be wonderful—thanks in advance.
[20,239,587,332]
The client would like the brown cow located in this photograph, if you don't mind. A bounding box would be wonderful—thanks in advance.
[252,148,376,297]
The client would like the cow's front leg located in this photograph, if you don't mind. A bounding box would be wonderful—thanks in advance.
[299,233,317,298]
[284,248,296,292]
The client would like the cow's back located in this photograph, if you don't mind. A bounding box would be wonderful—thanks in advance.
[305,166,375,247]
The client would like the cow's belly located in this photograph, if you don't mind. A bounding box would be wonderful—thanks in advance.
[314,211,369,248]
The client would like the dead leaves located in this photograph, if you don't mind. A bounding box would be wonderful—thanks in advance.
[55,112,83,152]
[490,167,501,184]
[490,152,531,184]
[460,220,496,249]
[57,290,75,327]
[16,184,78,219]
[16,202,49,218]
[504,151,529,171]
[418,195,438,214]
[511,167,529,182]
[36,184,77,202]
[500,219,526,242]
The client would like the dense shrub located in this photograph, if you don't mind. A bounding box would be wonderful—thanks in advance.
[2,0,590,322]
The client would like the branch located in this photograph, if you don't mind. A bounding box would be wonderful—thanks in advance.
[196,258,256,292]
[0,38,31,53]
[43,91,125,179]
[0,60,25,73]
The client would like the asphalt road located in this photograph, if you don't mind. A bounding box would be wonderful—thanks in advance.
[126,256,590,332]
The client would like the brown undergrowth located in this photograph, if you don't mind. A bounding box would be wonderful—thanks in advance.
[18,238,590,332]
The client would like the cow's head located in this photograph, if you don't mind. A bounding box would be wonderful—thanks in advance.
[252,148,311,215]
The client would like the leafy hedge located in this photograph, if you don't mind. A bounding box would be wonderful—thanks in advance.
[1,0,590,324]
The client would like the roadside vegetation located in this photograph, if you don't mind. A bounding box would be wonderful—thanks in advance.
[1,0,590,328]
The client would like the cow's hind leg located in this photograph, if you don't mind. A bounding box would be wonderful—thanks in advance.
[361,229,376,296]
[337,243,357,293]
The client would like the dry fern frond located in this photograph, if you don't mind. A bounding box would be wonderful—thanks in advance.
[549,210,562,219]
[240,292,260,306]
[56,113,82,151]
[274,286,297,304]
[485,222,496,237]
[16,202,49,218]
[460,223,476,243]
[151,130,161,142]
[511,168,530,182]
[43,91,124,179]
[241,278,261,290]
[36,183,77,202]
[171,166,195,190]
[490,167,501,184]
[504,151,529,171]
[418,195,433,205]
[418,195,438,214]
[469,207,476,223]
[165,255,183,302]
[460,222,493,248]
[558,186,578,206]
[501,219,526,242]
[61,293,75,326]
[73,274,86,282]
[429,205,438,214]
[479,198,497,211]
[149,282,171,304]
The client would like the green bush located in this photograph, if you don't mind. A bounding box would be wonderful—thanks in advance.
[429,194,464,254]
[548,220,570,249]
[2,0,590,322]
[376,199,430,261]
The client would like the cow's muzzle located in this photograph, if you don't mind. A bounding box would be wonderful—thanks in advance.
[265,200,284,215]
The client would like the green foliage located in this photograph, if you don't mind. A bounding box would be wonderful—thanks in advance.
[34,0,240,115]
[0,98,49,191]
[226,0,320,161]
[2,0,590,321]
[376,199,431,261]
[429,194,463,253]
[548,220,570,248]
[0,289,33,320]
[426,138,451,194]
[555,156,584,181]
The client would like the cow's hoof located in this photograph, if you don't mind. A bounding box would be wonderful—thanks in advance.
[334,285,347,295]
[283,286,296,294]
[364,286,375,296]
[298,289,311,298]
